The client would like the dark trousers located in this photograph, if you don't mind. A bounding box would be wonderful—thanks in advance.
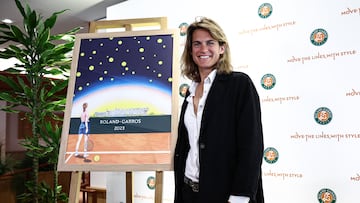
[181,183,199,203]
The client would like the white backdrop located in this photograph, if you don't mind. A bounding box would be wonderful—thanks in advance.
[90,0,360,202]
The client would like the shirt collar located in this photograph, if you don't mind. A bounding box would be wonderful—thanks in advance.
[206,69,217,84]
[189,69,217,97]
[188,69,217,97]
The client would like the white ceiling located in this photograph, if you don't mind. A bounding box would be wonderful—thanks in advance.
[0,0,127,47]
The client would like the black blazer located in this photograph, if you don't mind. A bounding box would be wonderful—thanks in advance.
[174,71,264,203]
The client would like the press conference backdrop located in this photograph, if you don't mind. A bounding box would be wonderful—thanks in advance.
[98,0,360,202]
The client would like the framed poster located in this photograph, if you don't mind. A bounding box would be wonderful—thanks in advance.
[58,29,179,171]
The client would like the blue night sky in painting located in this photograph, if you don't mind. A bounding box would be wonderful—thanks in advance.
[73,34,174,101]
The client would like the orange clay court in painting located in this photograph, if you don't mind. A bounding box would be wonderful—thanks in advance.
[64,133,171,165]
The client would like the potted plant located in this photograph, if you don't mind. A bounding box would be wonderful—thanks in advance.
[0,0,79,202]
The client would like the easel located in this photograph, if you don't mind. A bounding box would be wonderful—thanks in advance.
[68,17,169,203]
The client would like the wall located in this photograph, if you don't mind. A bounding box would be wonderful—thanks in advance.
[89,0,360,202]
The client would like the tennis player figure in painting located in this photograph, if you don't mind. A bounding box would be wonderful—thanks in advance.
[75,102,90,158]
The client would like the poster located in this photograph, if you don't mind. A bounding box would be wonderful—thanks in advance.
[58,29,179,171]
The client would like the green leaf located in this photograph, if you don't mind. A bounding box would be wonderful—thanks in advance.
[28,10,38,28]
[0,23,10,30]
[8,44,22,53]
[10,25,26,44]
[2,67,23,73]
[0,47,16,57]
[44,10,68,29]
[24,3,32,19]
[50,27,80,41]
[0,74,22,92]
[0,92,19,104]
[16,76,33,99]
[14,0,26,18]
[0,104,20,113]
[37,28,50,51]
[15,53,29,64]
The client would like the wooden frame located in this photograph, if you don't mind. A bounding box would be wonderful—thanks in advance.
[57,28,179,172]
[89,17,168,32]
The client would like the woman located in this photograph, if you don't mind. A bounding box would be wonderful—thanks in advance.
[174,17,264,203]
[75,102,90,158]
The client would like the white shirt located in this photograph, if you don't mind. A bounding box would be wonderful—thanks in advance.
[184,70,215,181]
[183,70,249,203]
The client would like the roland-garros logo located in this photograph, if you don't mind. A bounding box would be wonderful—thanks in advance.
[314,107,332,125]
[261,73,276,90]
[146,176,156,190]
[317,188,336,203]
[310,28,328,46]
[263,147,279,164]
[258,3,273,18]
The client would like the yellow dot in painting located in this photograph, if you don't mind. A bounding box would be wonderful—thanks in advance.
[109,37,113,40]
[78,86,83,91]
[99,77,103,81]
[89,65,95,71]
[92,50,97,54]
[139,47,144,53]
[168,77,173,82]
[76,72,81,77]
[93,155,100,162]
[104,70,108,74]
[80,52,85,56]
[118,40,123,45]
[86,83,90,86]
[146,36,150,40]
[157,38,163,43]
[157,73,162,78]
[108,57,114,62]
[121,61,127,67]
[158,61,163,65]
[125,67,129,71]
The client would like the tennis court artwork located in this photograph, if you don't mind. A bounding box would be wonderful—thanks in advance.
[58,29,179,171]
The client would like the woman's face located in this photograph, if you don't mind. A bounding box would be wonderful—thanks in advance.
[191,29,225,71]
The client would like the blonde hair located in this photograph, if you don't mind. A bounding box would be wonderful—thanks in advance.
[181,17,232,82]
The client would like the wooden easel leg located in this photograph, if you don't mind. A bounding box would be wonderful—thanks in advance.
[155,171,163,203]
[126,171,133,203]
[68,171,82,203]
